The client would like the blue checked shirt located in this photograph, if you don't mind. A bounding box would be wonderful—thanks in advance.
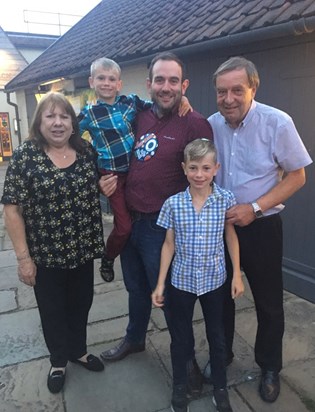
[157,183,236,296]
[78,94,151,172]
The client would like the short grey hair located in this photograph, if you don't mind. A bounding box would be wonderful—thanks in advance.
[213,56,260,89]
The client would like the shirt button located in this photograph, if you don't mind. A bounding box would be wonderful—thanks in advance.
[229,172,232,176]
[231,152,234,156]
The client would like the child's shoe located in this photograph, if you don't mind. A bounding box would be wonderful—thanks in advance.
[171,384,189,412]
[212,388,233,412]
[100,257,115,282]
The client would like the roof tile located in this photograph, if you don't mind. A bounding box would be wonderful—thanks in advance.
[274,0,315,22]
[5,0,315,91]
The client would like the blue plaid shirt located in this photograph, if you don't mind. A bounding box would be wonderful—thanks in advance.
[157,183,236,296]
[78,94,151,172]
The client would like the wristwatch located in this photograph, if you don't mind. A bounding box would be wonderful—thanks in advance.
[251,202,263,218]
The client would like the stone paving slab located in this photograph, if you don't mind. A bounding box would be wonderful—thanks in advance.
[16,285,37,311]
[0,308,47,367]
[94,279,125,295]
[0,266,19,290]
[65,344,171,412]
[88,288,129,323]
[236,378,310,412]
[234,297,315,365]
[0,250,17,268]
[282,359,315,407]
[0,290,17,312]
[0,359,65,412]
[86,316,129,347]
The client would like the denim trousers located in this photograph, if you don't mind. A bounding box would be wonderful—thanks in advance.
[120,215,168,344]
[169,284,227,388]
[224,214,284,372]
[33,260,94,367]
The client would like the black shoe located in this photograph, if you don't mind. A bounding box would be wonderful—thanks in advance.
[70,354,104,371]
[100,337,145,362]
[171,384,189,412]
[203,356,233,385]
[47,368,65,394]
[100,257,115,282]
[212,388,233,412]
[259,370,280,403]
[186,359,203,398]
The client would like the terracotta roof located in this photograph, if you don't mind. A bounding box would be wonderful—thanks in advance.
[5,0,315,91]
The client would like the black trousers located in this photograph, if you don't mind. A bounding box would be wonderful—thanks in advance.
[33,260,94,367]
[169,284,227,389]
[225,214,284,373]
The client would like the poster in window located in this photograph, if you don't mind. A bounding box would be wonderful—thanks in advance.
[0,113,13,160]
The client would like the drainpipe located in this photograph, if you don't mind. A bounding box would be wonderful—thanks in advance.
[6,92,22,145]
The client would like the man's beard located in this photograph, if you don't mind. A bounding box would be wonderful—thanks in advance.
[153,92,181,117]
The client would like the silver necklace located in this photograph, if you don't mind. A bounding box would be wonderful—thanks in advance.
[48,147,69,159]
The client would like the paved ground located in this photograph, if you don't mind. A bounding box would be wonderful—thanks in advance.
[0,161,315,412]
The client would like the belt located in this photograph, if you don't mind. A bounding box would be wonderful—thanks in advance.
[130,211,160,221]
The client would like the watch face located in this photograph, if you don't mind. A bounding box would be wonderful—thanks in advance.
[252,202,263,217]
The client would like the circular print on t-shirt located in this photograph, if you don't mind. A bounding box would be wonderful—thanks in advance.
[134,133,159,161]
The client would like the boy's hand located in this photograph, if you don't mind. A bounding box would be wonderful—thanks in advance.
[231,272,245,299]
[178,96,193,116]
[152,284,165,307]
[99,174,118,197]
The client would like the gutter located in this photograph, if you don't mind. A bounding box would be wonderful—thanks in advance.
[6,92,22,145]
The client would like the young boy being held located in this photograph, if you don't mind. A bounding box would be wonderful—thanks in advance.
[79,57,191,283]
[152,139,244,412]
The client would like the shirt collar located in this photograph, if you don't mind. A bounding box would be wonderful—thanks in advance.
[241,99,256,127]
[184,182,222,205]
[96,95,125,106]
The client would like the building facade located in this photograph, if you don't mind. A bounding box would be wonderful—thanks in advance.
[3,0,315,302]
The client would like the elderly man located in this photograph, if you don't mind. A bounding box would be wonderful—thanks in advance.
[204,56,312,404]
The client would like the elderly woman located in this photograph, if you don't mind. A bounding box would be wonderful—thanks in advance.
[1,92,105,393]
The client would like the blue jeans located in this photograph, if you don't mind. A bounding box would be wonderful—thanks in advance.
[169,284,227,388]
[120,215,168,344]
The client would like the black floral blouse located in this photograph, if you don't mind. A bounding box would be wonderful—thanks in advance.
[1,140,105,269]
